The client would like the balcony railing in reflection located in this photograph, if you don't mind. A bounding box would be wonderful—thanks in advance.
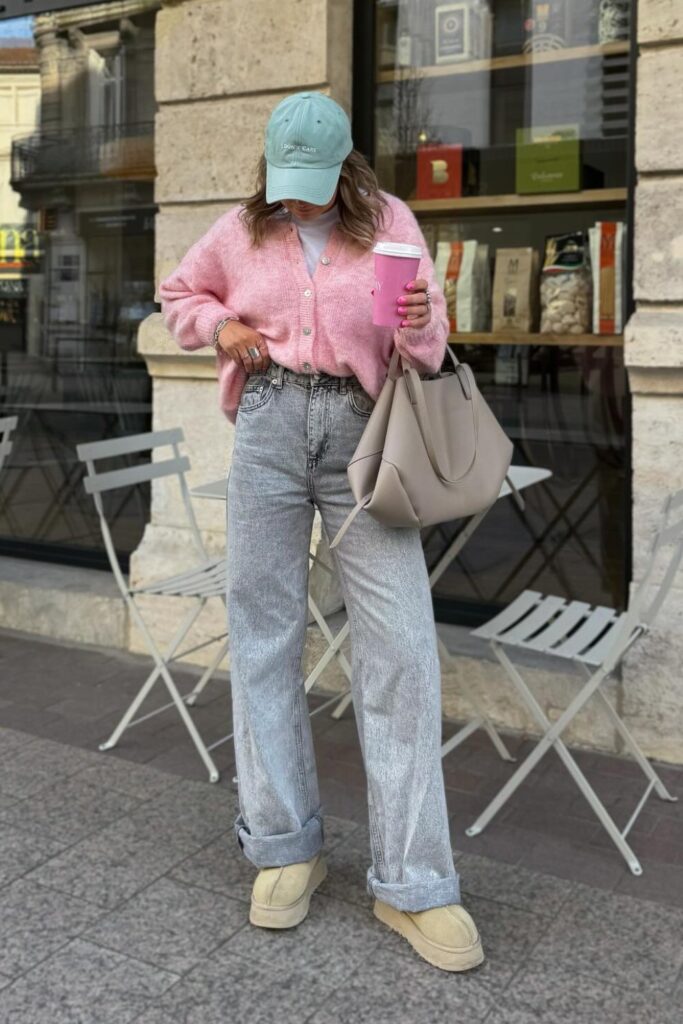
[11,122,155,186]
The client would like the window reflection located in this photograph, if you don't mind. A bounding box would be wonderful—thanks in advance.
[0,4,156,568]
[373,1,632,620]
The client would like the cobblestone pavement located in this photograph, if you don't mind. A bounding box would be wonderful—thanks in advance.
[0,628,682,1023]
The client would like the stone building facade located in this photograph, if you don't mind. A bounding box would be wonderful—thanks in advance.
[1,0,681,763]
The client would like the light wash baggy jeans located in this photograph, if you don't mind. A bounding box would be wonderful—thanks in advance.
[226,358,461,912]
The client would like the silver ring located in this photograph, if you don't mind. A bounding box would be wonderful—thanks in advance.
[425,288,432,307]
[247,346,260,359]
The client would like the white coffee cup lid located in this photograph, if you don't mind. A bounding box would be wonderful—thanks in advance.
[373,242,422,259]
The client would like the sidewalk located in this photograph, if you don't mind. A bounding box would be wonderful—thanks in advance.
[0,628,682,1023]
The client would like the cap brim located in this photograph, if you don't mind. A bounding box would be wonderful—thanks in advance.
[266,162,341,205]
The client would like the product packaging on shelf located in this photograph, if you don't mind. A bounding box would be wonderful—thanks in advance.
[539,231,592,335]
[588,221,626,334]
[434,1,492,64]
[435,239,491,333]
[599,0,631,44]
[491,247,539,333]
[516,124,581,194]
[416,143,463,199]
[523,0,599,51]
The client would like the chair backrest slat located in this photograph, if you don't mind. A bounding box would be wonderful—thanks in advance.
[76,427,184,462]
[630,487,683,629]
[83,455,191,494]
[0,415,18,434]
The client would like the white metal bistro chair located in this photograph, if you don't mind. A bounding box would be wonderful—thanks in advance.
[465,487,683,875]
[77,428,230,783]
[0,415,18,475]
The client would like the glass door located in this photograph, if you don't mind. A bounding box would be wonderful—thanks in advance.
[363,0,633,623]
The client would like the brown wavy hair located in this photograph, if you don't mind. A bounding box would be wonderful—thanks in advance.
[238,148,390,252]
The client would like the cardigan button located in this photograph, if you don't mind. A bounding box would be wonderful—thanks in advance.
[320,256,331,265]
[302,327,312,335]
[304,288,312,297]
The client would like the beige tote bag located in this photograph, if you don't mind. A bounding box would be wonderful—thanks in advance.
[328,344,520,550]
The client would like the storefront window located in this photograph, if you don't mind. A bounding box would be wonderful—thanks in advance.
[0,3,157,569]
[366,0,633,623]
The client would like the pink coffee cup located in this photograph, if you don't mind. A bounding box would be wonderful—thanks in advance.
[372,242,422,327]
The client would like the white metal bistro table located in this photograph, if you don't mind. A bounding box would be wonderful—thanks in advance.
[190,464,552,763]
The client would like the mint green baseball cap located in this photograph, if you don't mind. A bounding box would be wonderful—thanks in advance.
[265,91,353,205]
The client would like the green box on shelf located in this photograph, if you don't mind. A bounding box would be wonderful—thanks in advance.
[515,125,581,194]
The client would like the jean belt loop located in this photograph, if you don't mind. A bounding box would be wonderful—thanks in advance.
[274,362,284,390]
[340,376,348,395]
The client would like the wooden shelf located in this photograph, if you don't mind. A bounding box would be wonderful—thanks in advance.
[408,189,627,215]
[377,41,629,84]
[449,333,624,348]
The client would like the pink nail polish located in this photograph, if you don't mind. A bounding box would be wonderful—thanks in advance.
[405,283,414,290]
[398,306,406,313]
[401,319,410,326]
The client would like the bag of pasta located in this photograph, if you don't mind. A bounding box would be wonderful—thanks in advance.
[540,232,592,335]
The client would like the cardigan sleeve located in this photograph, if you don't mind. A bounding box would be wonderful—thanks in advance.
[390,202,449,374]
[157,210,241,351]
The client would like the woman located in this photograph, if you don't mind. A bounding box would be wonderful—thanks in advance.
[159,90,483,974]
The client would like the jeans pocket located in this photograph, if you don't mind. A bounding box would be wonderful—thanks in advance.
[347,384,376,418]
[238,375,275,412]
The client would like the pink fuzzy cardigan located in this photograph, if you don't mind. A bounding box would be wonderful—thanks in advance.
[158,190,449,424]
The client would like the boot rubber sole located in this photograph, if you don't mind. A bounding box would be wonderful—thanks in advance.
[249,854,327,929]
[373,899,485,972]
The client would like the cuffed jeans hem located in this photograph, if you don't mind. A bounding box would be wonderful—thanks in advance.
[233,810,324,868]
[367,868,461,912]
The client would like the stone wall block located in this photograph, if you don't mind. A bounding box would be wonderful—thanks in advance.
[155,0,329,103]
[156,203,238,286]
[631,393,683,580]
[633,179,683,301]
[623,582,683,761]
[155,92,294,204]
[636,47,683,172]
[638,0,683,45]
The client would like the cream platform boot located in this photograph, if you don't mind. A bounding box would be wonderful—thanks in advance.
[374,899,484,972]
[249,852,328,928]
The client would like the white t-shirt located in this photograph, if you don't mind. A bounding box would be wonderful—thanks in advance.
[286,203,342,277]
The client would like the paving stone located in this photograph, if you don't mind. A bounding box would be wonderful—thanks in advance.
[221,892,383,988]
[0,775,142,844]
[529,884,683,994]
[0,878,104,978]
[25,817,200,910]
[83,876,247,975]
[485,961,681,1024]
[0,726,37,758]
[321,813,360,851]
[511,829,623,890]
[0,791,18,813]
[306,943,494,1023]
[121,778,236,850]
[318,826,375,907]
[456,852,576,916]
[0,736,101,799]
[141,947,329,1024]
[614,860,683,909]
[76,757,179,799]
[0,822,67,888]
[168,832,255,903]
[0,937,179,1024]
